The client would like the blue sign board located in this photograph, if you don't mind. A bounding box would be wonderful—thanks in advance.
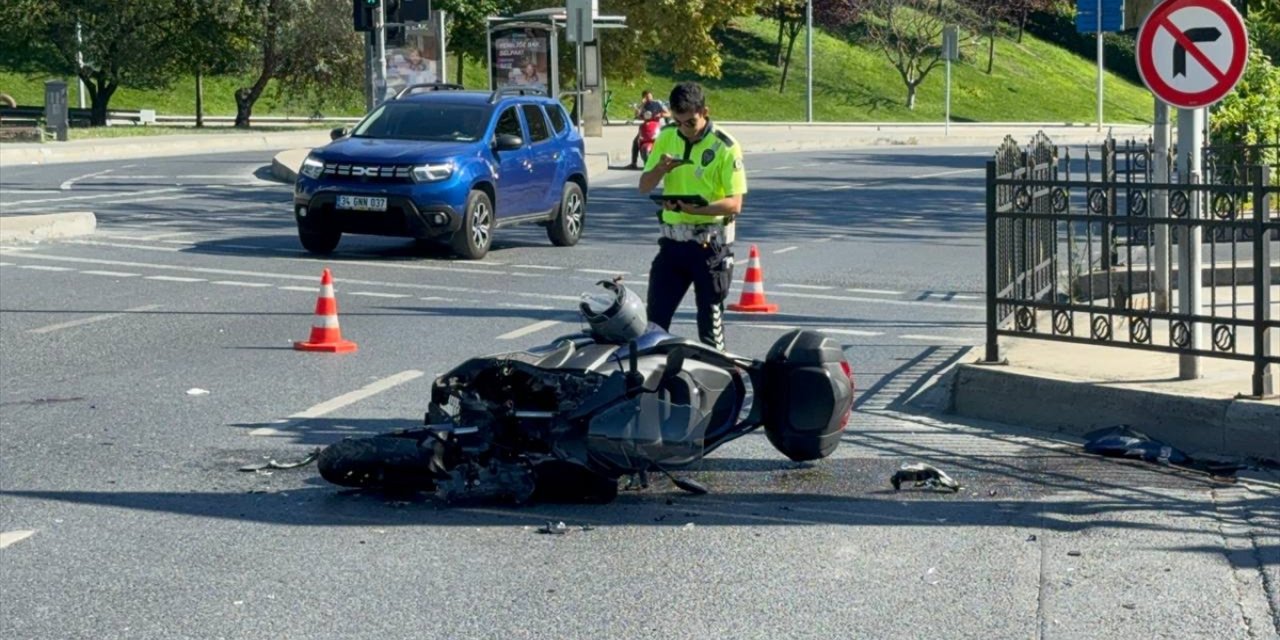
[1077,0,1125,33]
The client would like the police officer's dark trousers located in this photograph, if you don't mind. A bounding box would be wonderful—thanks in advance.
[646,238,735,350]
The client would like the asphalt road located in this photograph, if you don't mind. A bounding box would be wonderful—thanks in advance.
[2,148,1276,639]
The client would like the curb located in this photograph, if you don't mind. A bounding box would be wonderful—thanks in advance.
[948,363,1280,461]
[0,212,97,244]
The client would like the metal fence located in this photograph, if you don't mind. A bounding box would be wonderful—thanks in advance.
[984,130,1280,397]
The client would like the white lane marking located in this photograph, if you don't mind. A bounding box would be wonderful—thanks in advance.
[63,240,183,253]
[899,334,980,343]
[250,370,425,436]
[951,294,982,300]
[0,530,36,549]
[28,304,162,335]
[60,169,114,190]
[510,272,542,278]
[770,290,984,311]
[0,261,13,266]
[279,286,317,292]
[777,283,832,290]
[501,302,555,311]
[19,265,73,272]
[819,328,883,336]
[146,275,206,283]
[578,268,628,275]
[0,252,590,304]
[109,194,196,205]
[773,165,795,171]
[773,246,799,255]
[737,323,882,337]
[0,189,60,195]
[513,264,565,270]
[348,291,411,299]
[80,270,140,277]
[909,168,981,180]
[211,281,273,288]
[140,231,194,241]
[846,287,902,296]
[497,320,562,340]
[5,187,183,206]
[821,184,861,191]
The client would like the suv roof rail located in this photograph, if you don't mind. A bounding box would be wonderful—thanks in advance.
[488,86,547,103]
[395,83,466,99]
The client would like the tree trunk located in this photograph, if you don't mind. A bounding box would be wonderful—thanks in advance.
[234,70,272,128]
[89,82,116,127]
[456,51,465,85]
[1017,7,1028,43]
[195,68,204,128]
[774,5,785,67]
[779,27,800,92]
[905,82,917,110]
[987,33,995,74]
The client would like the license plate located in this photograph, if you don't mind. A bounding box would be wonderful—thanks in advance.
[336,195,387,212]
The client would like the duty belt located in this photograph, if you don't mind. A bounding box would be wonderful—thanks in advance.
[659,221,736,245]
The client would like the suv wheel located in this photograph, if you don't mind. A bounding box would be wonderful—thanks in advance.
[547,182,584,247]
[299,225,341,255]
[451,189,492,260]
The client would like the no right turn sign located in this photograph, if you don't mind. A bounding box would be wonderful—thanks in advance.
[1136,0,1249,109]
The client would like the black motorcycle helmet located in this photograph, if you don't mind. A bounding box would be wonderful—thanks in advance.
[579,280,648,344]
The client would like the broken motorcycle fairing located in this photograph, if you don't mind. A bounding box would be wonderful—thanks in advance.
[318,310,855,504]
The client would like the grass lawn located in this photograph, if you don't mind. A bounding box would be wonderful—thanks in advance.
[1,16,1155,126]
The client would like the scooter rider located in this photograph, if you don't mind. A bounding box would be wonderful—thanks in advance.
[627,90,669,170]
[638,81,746,351]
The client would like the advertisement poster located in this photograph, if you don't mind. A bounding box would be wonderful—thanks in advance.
[384,29,442,101]
[490,26,552,93]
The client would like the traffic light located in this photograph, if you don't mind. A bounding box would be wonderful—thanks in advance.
[353,0,379,32]
[385,0,404,45]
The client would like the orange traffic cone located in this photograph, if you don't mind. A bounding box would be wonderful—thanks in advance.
[728,244,778,313]
[294,268,357,353]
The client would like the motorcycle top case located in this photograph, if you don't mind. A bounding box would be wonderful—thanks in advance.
[761,330,854,461]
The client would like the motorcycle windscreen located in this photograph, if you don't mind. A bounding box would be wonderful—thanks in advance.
[586,396,709,474]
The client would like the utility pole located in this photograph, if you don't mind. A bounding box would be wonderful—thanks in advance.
[805,0,812,123]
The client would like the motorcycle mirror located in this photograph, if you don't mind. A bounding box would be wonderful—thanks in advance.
[660,348,685,383]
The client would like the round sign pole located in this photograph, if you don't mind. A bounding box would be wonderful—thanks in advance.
[1136,0,1250,380]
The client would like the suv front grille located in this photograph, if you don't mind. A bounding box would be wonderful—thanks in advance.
[322,163,414,183]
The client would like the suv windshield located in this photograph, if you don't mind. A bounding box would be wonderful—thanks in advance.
[351,102,490,142]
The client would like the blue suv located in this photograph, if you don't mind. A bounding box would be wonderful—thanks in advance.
[294,85,588,259]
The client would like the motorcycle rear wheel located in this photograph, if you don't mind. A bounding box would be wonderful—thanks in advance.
[317,435,438,491]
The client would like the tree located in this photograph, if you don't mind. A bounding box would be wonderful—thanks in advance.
[171,0,255,126]
[232,0,362,127]
[959,0,1009,74]
[590,0,762,80]
[767,0,808,92]
[0,0,188,126]
[861,0,953,109]
[432,0,514,86]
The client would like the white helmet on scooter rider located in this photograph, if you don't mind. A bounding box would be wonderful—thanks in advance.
[579,280,648,344]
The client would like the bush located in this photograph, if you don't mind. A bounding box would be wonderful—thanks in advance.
[1210,43,1280,186]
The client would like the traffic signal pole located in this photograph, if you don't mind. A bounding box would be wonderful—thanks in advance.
[375,1,388,105]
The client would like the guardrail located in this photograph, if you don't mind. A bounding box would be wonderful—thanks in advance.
[0,104,363,128]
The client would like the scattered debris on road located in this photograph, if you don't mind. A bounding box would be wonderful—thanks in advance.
[538,521,569,535]
[891,462,961,492]
[238,447,321,472]
[185,388,210,396]
[1082,425,1256,481]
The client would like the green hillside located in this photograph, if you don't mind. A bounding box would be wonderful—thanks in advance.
[0,15,1155,124]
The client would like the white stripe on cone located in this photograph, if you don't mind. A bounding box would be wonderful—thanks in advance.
[315,315,340,329]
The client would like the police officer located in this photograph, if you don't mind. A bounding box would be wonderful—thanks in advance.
[638,82,746,351]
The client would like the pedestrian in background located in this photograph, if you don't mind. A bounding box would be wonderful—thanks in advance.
[638,81,747,351]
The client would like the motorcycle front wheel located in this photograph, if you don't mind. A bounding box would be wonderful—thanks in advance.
[317,435,438,491]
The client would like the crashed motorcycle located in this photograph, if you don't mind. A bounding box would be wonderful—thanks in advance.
[317,281,855,503]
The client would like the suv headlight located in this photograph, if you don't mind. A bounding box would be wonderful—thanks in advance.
[412,162,454,183]
[299,154,325,180]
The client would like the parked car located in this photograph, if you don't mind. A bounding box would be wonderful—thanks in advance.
[293,84,588,259]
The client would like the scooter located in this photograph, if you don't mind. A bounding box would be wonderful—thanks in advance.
[636,111,662,164]
[317,282,855,504]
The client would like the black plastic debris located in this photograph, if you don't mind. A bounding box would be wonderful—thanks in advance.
[1082,425,1189,465]
[891,462,961,492]
[1081,425,1254,480]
